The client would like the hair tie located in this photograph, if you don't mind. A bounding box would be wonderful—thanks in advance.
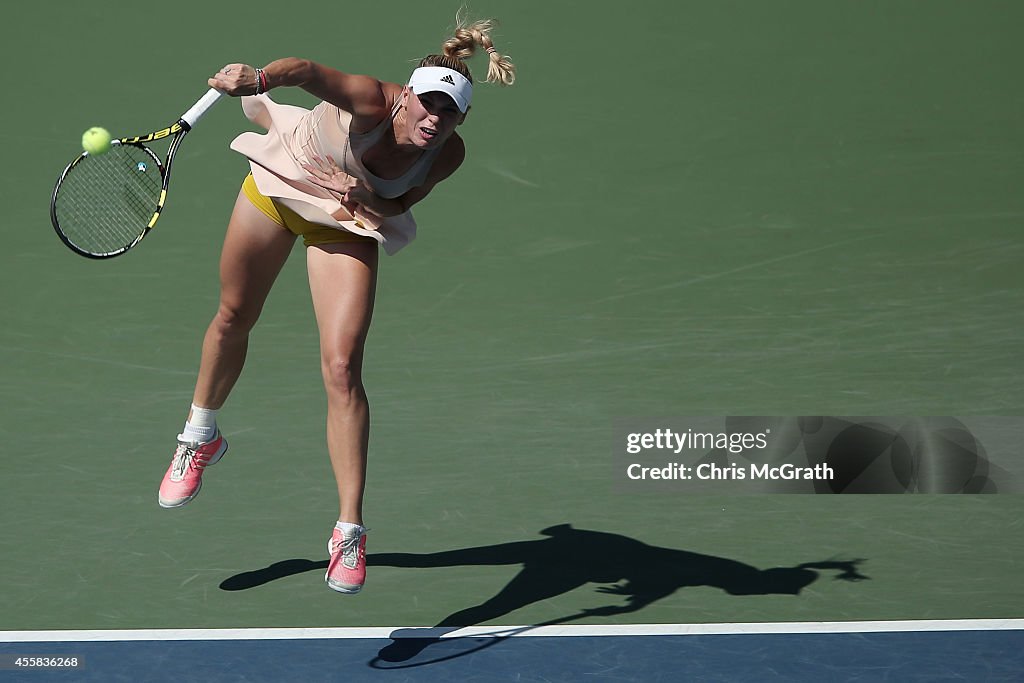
[486,47,497,55]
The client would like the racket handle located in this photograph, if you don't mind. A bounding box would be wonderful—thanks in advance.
[180,88,224,129]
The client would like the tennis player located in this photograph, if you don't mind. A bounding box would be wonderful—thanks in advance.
[156,18,515,594]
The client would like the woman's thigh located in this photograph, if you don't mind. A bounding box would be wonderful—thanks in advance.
[305,241,379,363]
[217,190,297,321]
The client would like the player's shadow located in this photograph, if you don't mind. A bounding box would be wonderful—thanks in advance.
[218,524,868,668]
[366,523,868,667]
[220,558,327,591]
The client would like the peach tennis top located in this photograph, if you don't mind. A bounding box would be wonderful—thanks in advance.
[230,94,440,255]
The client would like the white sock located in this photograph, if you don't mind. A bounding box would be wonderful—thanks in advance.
[178,403,218,444]
[336,522,365,536]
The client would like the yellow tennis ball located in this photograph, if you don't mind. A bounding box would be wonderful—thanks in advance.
[81,127,112,155]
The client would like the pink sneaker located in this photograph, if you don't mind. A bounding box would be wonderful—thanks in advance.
[326,525,367,594]
[158,432,228,508]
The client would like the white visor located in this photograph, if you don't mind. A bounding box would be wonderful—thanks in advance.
[408,67,473,113]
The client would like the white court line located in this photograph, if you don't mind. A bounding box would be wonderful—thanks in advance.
[2,620,1022,643]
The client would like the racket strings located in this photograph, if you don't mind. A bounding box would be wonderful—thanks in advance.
[54,145,163,255]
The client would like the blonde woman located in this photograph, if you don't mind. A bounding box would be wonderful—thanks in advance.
[156,19,515,595]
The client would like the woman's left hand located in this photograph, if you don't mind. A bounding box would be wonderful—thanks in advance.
[303,156,359,198]
[303,156,386,217]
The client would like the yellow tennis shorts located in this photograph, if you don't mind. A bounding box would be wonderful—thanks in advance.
[241,173,375,247]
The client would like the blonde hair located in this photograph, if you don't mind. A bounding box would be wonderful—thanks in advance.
[419,14,515,87]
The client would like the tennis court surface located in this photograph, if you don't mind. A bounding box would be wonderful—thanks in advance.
[2,1,1021,680]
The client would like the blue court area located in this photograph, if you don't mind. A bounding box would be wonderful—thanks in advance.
[3,623,1022,682]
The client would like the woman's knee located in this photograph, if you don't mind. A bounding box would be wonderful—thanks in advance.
[211,299,262,337]
[320,351,365,396]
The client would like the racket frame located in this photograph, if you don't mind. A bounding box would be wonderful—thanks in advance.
[50,89,223,259]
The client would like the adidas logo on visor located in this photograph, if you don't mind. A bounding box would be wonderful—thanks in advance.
[441,75,456,85]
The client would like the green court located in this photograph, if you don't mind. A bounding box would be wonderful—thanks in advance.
[1,0,1021,674]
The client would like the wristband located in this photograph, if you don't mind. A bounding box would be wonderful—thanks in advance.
[254,68,268,95]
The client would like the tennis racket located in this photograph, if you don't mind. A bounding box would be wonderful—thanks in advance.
[50,88,224,259]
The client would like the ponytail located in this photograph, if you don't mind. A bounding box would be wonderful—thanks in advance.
[419,13,516,87]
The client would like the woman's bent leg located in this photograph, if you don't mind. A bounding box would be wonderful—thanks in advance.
[192,191,297,410]
[159,190,295,509]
